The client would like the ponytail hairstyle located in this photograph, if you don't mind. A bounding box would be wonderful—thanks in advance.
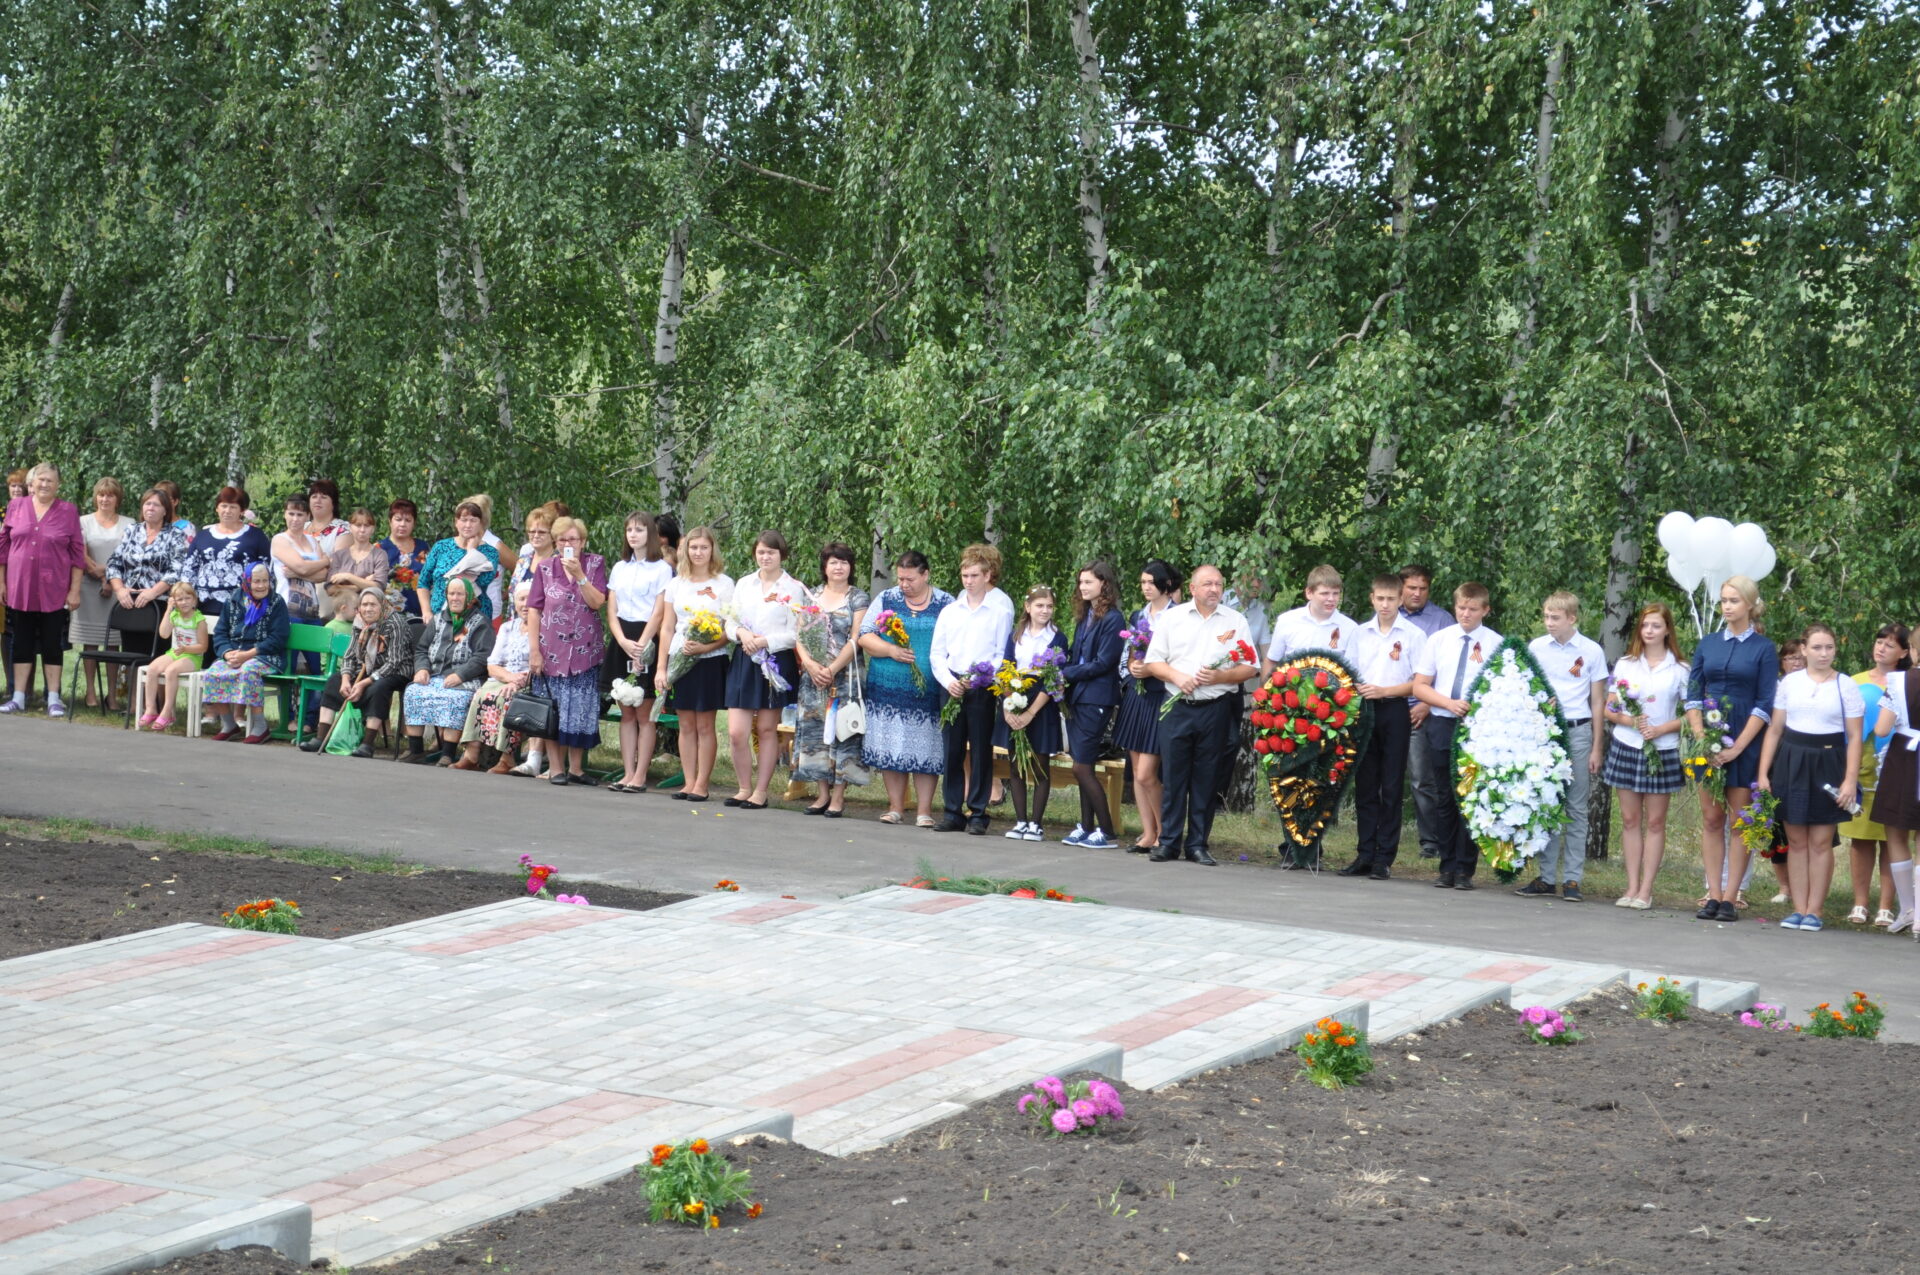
[1140,558,1180,604]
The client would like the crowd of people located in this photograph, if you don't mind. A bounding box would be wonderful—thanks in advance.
[4,463,1914,933]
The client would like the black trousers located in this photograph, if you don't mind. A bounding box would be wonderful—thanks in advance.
[942,686,998,820]
[1353,698,1411,867]
[320,670,411,724]
[1158,695,1237,855]
[1423,717,1477,878]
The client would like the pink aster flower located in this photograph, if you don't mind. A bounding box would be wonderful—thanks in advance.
[526,878,544,894]
[1036,1076,1066,1104]
[1522,1006,1549,1025]
[1017,1093,1039,1115]
[1050,1109,1077,1135]
[1538,1023,1557,1039]
[1071,1099,1098,1125]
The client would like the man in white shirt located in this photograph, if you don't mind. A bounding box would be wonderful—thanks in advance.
[929,544,1015,834]
[1397,564,1452,860]
[1261,564,1359,679]
[1340,574,1426,880]
[1143,564,1260,866]
[1514,591,1610,902]
[1412,582,1502,889]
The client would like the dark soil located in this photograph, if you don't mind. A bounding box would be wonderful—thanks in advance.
[0,834,683,959]
[8,831,1909,1274]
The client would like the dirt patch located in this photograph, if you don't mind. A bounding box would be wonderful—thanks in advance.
[0,835,683,959]
[138,996,1901,1275]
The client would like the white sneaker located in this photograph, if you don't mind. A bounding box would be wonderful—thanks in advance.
[1004,823,1029,840]
[1022,824,1044,842]
[1082,830,1115,849]
[1890,909,1915,935]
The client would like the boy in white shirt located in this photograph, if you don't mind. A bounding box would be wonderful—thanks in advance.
[1340,574,1425,880]
[1412,582,1502,888]
[1514,592,1609,902]
[1262,563,1359,679]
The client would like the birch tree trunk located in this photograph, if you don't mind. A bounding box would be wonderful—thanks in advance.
[651,92,701,515]
[1362,77,1418,514]
[1500,37,1567,419]
[1069,0,1110,326]
[32,279,76,445]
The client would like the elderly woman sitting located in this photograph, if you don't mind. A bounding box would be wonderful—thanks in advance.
[201,561,289,742]
[452,579,535,773]
[401,577,494,765]
[303,587,414,756]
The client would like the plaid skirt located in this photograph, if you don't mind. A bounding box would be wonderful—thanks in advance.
[1602,736,1684,795]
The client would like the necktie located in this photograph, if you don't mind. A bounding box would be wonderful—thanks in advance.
[1449,636,1472,700]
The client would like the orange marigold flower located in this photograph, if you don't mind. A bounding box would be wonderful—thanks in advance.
[690,1138,710,1155]
[747,1202,764,1219]
[1303,1033,1319,1047]
[684,1200,704,1215]
[1335,1036,1357,1048]
[1831,1011,1844,1021]
[707,1212,719,1229]
[1816,1003,1830,1010]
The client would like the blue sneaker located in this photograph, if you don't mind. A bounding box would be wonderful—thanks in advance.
[1780,913,1804,930]
[1082,830,1115,850]
[1800,914,1824,932]
[1062,825,1088,847]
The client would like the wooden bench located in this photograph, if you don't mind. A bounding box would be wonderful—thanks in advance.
[990,747,1126,811]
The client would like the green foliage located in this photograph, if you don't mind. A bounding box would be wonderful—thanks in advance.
[639,1138,758,1227]
[3,0,1917,660]
[1296,1017,1374,1090]
[1633,976,1691,1022]
[220,897,302,934]
[1803,991,1884,1040]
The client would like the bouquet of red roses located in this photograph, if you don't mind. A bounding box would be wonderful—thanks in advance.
[1249,650,1373,853]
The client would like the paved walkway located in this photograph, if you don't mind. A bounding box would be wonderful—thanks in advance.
[4,880,1748,1271]
[6,719,1912,1039]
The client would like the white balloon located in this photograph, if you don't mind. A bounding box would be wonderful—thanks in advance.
[1689,517,1735,573]
[1657,511,1696,556]
[1728,522,1770,577]
[1744,541,1777,582]
[1666,553,1702,592]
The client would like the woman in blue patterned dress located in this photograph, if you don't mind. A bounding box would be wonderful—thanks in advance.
[857,550,951,828]
[1684,574,1779,923]
[182,485,271,612]
[401,576,495,765]
[793,541,871,815]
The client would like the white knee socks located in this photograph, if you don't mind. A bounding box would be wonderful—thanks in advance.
[1890,860,1915,934]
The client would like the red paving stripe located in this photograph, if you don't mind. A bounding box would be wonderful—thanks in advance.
[719,899,818,926]
[283,1091,666,1220]
[1088,986,1275,1050]
[898,894,981,915]
[746,1029,1013,1116]
[0,933,297,1001]
[408,909,623,955]
[1464,960,1551,983]
[0,1180,165,1244]
[1324,971,1427,999]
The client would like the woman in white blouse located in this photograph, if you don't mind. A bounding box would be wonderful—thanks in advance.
[604,511,674,793]
[724,531,805,809]
[654,527,734,801]
[1602,604,1690,909]
[1868,629,1920,935]
[1755,623,1866,932]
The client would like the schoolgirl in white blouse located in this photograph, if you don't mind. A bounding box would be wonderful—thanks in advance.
[1602,604,1690,909]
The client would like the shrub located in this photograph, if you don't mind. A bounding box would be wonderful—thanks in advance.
[639,1139,760,1227]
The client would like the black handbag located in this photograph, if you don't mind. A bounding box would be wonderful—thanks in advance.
[502,691,558,740]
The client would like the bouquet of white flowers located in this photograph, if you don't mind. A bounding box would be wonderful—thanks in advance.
[1453,639,1573,880]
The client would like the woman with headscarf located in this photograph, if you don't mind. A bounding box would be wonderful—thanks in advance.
[303,586,416,757]
[200,561,290,742]
[400,577,495,765]
[0,462,86,716]
[454,579,536,773]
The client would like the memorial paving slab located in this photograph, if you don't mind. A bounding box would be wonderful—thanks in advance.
[3,885,1754,1273]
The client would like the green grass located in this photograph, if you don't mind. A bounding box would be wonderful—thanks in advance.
[2,814,425,876]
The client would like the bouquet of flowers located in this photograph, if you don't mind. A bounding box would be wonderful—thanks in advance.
[749,647,792,694]
[1609,676,1662,778]
[940,661,999,728]
[652,609,728,722]
[792,603,833,669]
[871,609,926,692]
[1681,695,1733,801]
[993,649,1068,780]
[1250,650,1374,853]
[1730,789,1781,854]
[1118,619,1153,693]
[1453,638,1573,880]
[1158,637,1258,719]
[386,563,419,610]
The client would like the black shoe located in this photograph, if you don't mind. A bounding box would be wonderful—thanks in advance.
[1561,884,1584,903]
[672,791,689,800]
[1186,848,1217,867]
[823,808,844,819]
[1369,867,1392,881]
[399,749,435,765]
[1436,873,1456,889]
[804,804,830,816]
[549,772,570,786]
[684,793,709,803]
[1453,878,1476,891]
[933,817,967,833]
[739,799,766,809]
[723,796,745,807]
[1127,843,1152,855]
[967,819,988,836]
[1716,899,1738,922]
[1419,848,1441,859]
[350,744,375,759]
[1695,900,1721,920]
[1513,878,1556,897]
[299,736,324,753]
[570,773,598,787]
[1336,862,1372,878]
[1149,848,1181,863]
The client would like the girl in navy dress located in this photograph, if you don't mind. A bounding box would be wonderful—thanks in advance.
[1684,574,1779,923]
[1113,560,1180,851]
[997,586,1067,842]
[1062,560,1126,849]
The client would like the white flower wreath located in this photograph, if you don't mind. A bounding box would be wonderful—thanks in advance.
[1455,643,1573,874]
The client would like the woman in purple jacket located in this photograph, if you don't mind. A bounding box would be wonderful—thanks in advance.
[0,464,86,716]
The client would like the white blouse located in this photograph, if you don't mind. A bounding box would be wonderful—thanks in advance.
[1608,653,1690,751]
[726,571,805,653]
[1013,624,1058,669]
[1773,669,1866,735]
[666,573,735,660]
[608,558,673,624]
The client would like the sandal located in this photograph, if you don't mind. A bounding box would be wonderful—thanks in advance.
[150,715,174,732]
[1734,892,1750,910]
[1873,909,1896,928]
[1847,905,1870,924]
[877,811,903,825]
[916,815,936,829]
[1696,894,1711,910]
